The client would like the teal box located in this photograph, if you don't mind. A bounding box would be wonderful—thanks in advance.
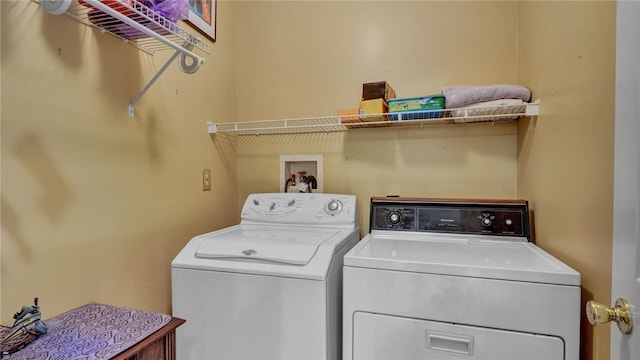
[388,95,445,120]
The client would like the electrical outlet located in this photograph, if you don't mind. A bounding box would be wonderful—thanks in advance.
[202,169,211,191]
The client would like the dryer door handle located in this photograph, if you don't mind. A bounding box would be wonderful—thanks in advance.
[426,331,474,355]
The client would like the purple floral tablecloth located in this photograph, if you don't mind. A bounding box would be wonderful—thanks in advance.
[3,302,172,360]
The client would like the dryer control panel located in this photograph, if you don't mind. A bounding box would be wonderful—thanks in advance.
[370,197,530,239]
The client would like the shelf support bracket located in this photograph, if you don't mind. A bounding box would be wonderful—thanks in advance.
[43,0,206,117]
[525,99,540,116]
[207,122,218,134]
[129,49,180,117]
[129,40,198,116]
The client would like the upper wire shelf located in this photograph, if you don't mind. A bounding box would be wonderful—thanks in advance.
[209,101,539,136]
[39,0,211,116]
[41,0,210,58]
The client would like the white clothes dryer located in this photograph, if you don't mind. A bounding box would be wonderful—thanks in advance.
[343,197,581,360]
[172,193,359,360]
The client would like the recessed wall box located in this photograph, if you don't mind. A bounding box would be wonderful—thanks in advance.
[279,155,323,193]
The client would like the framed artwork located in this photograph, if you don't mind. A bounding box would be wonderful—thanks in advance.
[187,0,216,41]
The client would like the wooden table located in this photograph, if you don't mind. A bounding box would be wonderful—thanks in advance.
[3,303,185,360]
[111,317,185,360]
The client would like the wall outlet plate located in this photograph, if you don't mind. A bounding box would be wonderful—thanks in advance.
[202,169,211,191]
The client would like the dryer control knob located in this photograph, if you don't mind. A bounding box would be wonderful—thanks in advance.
[387,211,403,225]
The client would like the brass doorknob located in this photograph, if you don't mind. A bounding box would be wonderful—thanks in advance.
[586,298,633,334]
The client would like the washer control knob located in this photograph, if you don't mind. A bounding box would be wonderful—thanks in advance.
[325,199,343,216]
[505,218,513,226]
[481,217,492,227]
[387,211,403,225]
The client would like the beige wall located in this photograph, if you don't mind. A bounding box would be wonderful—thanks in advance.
[234,1,615,359]
[234,1,519,120]
[0,1,617,359]
[234,1,521,230]
[234,126,519,233]
[0,0,238,317]
[518,2,616,360]
[0,0,3,315]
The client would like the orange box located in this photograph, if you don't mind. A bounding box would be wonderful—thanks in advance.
[338,109,361,128]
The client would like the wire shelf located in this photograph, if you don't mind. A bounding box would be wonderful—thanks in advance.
[39,0,211,116]
[48,0,210,57]
[209,101,539,136]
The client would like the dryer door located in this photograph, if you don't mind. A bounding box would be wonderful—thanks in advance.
[352,312,565,360]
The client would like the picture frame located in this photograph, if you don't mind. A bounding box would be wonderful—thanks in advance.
[186,0,216,42]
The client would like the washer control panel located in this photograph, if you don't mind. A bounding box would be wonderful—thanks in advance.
[370,197,530,239]
[241,193,358,228]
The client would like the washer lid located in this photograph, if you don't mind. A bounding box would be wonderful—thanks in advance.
[195,227,339,265]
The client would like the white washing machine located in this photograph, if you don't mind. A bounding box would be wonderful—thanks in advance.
[172,193,359,360]
[343,197,581,360]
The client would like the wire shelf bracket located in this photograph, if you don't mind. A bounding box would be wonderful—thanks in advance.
[39,0,210,117]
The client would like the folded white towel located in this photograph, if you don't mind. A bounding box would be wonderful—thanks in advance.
[449,99,526,123]
[442,84,531,109]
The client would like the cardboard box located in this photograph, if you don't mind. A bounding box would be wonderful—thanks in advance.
[362,81,396,101]
[388,95,445,120]
[338,108,361,128]
[359,99,389,124]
